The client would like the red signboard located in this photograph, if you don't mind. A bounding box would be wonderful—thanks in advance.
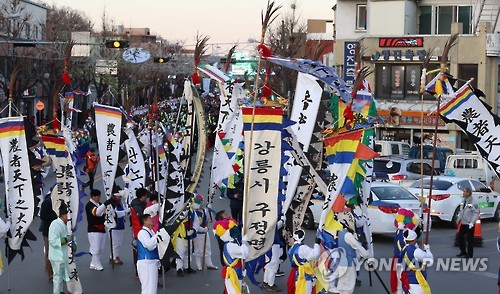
[379,37,424,48]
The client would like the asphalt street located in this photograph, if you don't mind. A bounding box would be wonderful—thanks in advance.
[0,150,498,293]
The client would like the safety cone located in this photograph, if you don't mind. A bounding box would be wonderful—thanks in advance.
[454,218,483,247]
[473,218,483,247]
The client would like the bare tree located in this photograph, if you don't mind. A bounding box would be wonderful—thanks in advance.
[45,5,93,41]
[266,8,307,98]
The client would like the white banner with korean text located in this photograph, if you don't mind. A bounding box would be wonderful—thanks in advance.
[124,127,146,205]
[242,107,282,261]
[0,117,35,251]
[94,103,122,200]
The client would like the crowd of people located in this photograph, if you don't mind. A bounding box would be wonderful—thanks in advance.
[0,87,498,294]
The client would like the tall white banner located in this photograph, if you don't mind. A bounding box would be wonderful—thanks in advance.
[0,117,35,251]
[124,127,146,204]
[94,103,122,199]
[290,73,323,152]
[242,107,282,261]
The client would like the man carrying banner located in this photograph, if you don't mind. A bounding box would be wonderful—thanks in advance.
[399,229,433,294]
[192,194,218,271]
[213,218,248,294]
[263,218,285,292]
[48,202,74,294]
[287,229,321,294]
[40,192,58,280]
[137,214,160,294]
[173,203,199,276]
[336,212,371,294]
[85,189,107,271]
[105,189,129,265]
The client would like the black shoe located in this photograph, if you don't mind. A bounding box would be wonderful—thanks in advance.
[355,279,362,287]
[275,270,285,277]
[186,267,197,274]
[456,252,467,257]
[177,269,184,277]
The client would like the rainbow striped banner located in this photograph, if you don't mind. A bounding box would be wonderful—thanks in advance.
[242,107,283,261]
[439,84,500,178]
[94,103,123,119]
[41,135,66,157]
[439,86,474,117]
[0,119,24,138]
[94,103,122,200]
[0,117,35,252]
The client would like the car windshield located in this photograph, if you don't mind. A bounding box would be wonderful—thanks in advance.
[409,179,453,190]
[373,160,401,173]
[372,186,417,200]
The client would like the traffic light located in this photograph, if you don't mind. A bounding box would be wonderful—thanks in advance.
[153,57,171,63]
[105,40,129,48]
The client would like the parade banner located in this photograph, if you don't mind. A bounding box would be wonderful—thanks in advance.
[267,56,352,103]
[242,107,282,261]
[94,103,122,199]
[204,67,245,204]
[124,127,146,205]
[156,137,168,200]
[439,84,500,176]
[161,133,185,225]
[180,80,194,174]
[321,130,377,228]
[290,73,323,151]
[42,135,81,231]
[0,117,35,251]
[44,135,83,293]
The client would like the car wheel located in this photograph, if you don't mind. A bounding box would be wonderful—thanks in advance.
[302,207,315,230]
[494,203,500,222]
[450,206,460,229]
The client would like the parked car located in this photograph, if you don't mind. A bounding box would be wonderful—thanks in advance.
[374,140,411,157]
[373,157,435,187]
[408,176,500,227]
[444,151,498,187]
[408,145,454,174]
[306,182,430,234]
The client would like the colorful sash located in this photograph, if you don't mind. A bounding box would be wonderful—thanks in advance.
[402,245,431,294]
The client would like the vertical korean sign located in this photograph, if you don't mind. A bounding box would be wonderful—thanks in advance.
[242,107,282,261]
[94,103,122,199]
[0,117,34,251]
[343,41,358,87]
[124,127,146,205]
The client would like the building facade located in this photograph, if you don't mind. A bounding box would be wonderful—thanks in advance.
[333,0,500,150]
[0,0,47,40]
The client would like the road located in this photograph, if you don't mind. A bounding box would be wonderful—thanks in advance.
[0,151,498,293]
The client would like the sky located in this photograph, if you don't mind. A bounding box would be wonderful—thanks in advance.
[48,0,334,51]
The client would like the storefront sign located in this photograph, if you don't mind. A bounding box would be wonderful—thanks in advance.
[370,49,438,61]
[343,41,358,87]
[379,37,424,47]
[378,109,445,127]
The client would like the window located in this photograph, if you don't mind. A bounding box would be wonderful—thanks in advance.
[470,180,486,192]
[457,180,472,191]
[419,6,432,34]
[436,6,453,34]
[376,64,428,100]
[25,23,31,38]
[34,26,38,39]
[391,144,400,155]
[458,64,478,89]
[356,5,367,30]
[425,5,472,34]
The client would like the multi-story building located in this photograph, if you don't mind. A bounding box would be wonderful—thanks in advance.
[333,0,499,149]
[0,0,47,40]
